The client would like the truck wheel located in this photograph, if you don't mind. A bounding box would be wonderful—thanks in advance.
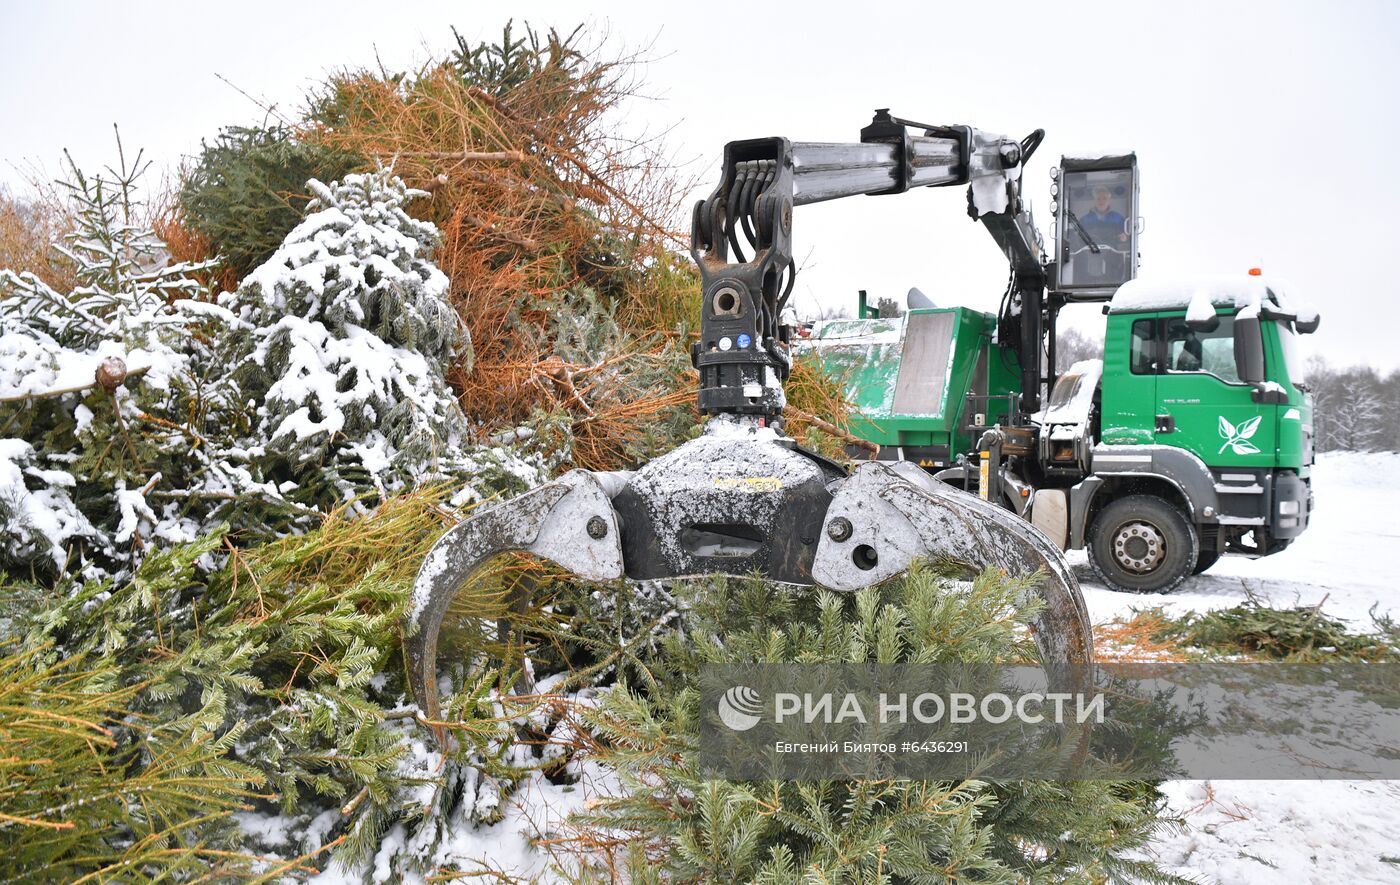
[1192,549,1221,575]
[1087,495,1199,593]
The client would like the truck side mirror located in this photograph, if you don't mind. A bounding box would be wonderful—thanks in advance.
[1186,314,1219,333]
[1233,313,1265,385]
[1295,312,1320,334]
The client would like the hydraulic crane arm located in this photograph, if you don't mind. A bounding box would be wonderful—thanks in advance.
[691,109,1050,419]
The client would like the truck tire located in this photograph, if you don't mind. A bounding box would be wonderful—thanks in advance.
[1192,549,1221,575]
[1087,495,1199,593]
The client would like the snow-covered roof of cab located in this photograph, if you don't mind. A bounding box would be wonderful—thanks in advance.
[1108,275,1292,316]
[1059,150,1137,171]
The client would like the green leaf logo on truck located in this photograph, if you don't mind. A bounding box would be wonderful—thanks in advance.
[1218,415,1263,455]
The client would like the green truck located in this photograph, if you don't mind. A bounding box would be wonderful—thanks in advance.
[807,152,1319,593]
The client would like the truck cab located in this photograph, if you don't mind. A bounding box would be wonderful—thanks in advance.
[1066,274,1318,590]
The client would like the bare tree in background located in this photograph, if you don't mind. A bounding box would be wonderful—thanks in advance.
[875,296,904,319]
[1303,356,1393,452]
[1055,326,1104,372]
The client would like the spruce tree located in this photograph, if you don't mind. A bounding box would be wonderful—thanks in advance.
[223,170,474,509]
[0,141,230,583]
[2,152,534,584]
[1,488,544,881]
[0,643,264,881]
[179,125,362,278]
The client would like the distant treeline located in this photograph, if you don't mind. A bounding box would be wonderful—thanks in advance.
[1302,359,1396,453]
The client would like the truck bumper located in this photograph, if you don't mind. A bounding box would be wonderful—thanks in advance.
[1270,472,1312,540]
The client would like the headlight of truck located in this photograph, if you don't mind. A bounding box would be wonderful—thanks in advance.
[1278,500,1300,516]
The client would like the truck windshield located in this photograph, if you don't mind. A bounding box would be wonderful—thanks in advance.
[1060,168,1134,288]
[1277,323,1308,390]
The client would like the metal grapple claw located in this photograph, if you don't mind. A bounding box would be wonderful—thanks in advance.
[812,460,1093,668]
[406,428,1094,729]
[406,470,625,722]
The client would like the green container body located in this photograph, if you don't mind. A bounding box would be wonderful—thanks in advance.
[807,307,1020,458]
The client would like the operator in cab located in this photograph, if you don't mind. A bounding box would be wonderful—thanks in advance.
[1077,186,1128,246]
[1066,183,1130,286]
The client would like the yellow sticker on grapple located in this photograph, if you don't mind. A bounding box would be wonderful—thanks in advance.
[714,476,782,492]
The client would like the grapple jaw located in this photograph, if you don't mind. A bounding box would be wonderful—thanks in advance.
[406,470,626,723]
[405,422,1094,727]
[813,460,1092,665]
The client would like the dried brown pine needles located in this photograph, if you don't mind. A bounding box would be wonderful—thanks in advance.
[298,33,707,470]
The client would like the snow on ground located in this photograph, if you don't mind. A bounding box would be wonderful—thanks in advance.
[1079,451,1400,884]
[1142,780,1400,884]
[420,758,621,882]
[308,759,622,884]
[1077,451,1400,628]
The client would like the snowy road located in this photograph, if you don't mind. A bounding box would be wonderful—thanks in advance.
[1079,452,1400,884]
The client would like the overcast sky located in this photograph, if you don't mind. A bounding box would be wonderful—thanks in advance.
[3,0,1396,368]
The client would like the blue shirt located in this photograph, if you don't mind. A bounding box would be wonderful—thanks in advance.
[1077,208,1125,246]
